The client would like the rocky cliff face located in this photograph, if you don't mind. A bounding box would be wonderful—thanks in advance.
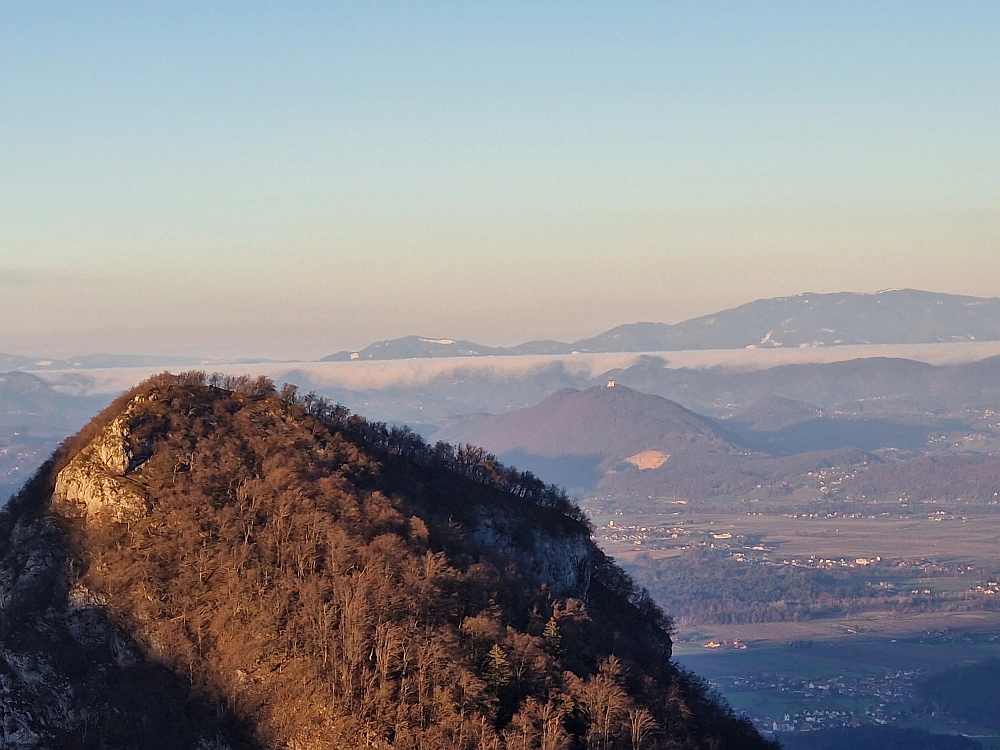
[50,395,154,525]
[0,391,253,749]
[472,507,592,599]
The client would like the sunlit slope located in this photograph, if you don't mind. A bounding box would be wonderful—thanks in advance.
[0,373,775,750]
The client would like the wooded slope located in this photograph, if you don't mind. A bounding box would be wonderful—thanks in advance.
[0,373,774,750]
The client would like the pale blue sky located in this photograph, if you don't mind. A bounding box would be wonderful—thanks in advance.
[2,2,998,358]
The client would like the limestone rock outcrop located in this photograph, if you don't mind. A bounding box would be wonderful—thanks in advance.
[472,507,592,599]
[51,396,153,524]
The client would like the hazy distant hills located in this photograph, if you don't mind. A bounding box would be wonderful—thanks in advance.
[437,384,724,457]
[324,289,1000,361]
[0,371,110,437]
[434,384,872,498]
[0,352,206,371]
[271,350,1000,431]
[0,372,109,501]
[436,384,732,488]
[432,379,1000,503]
[729,396,824,432]
[600,354,1000,418]
[321,334,574,361]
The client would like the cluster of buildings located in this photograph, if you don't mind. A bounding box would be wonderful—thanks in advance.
[777,555,883,570]
[970,580,1000,595]
[757,708,857,734]
[805,465,858,495]
[710,670,924,735]
[596,521,695,548]
[702,639,747,650]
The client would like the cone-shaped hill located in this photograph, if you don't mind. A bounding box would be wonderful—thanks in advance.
[0,373,774,750]
[435,385,735,491]
[441,385,728,463]
[437,385,874,501]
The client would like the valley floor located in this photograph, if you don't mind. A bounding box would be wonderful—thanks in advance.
[599,511,1000,567]
[587,503,1000,747]
[675,635,1000,747]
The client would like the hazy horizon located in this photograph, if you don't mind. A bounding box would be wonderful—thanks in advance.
[3,286,999,362]
[3,3,999,359]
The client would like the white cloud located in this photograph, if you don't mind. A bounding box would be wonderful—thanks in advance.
[32,341,1000,397]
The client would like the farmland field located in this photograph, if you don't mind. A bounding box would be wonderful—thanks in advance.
[586,502,1000,744]
[596,510,1000,570]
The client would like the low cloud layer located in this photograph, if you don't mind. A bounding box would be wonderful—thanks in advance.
[32,341,1000,398]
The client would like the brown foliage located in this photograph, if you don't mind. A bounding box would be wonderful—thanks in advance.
[52,374,775,750]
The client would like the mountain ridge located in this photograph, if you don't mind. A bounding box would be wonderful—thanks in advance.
[6,290,1000,370]
[322,289,1000,362]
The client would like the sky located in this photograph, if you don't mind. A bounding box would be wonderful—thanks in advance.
[2,2,999,360]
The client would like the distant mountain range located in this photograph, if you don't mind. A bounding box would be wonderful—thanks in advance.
[323,289,1000,361]
[5,290,1000,372]
[0,353,210,372]
[0,353,288,372]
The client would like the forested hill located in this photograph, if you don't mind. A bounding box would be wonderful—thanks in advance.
[437,385,729,467]
[0,373,774,750]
